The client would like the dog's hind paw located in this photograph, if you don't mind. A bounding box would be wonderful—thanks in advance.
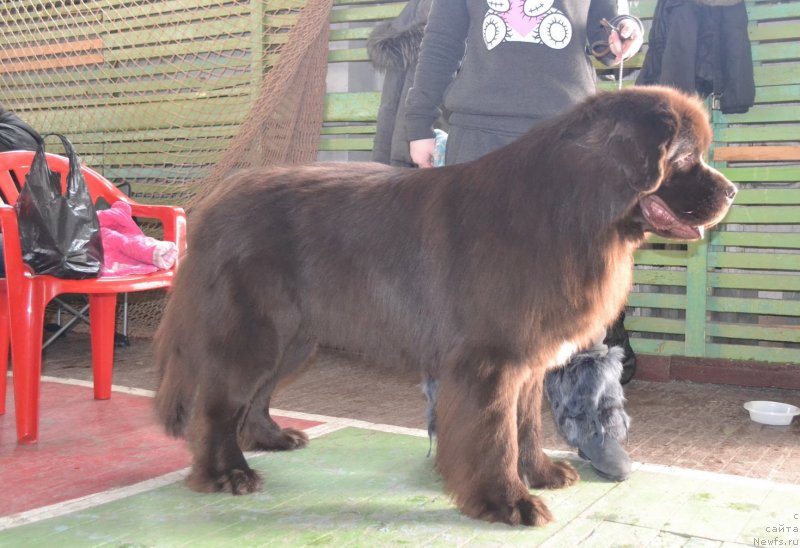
[529,460,580,490]
[240,426,309,452]
[187,467,263,495]
[475,494,554,527]
[227,468,264,495]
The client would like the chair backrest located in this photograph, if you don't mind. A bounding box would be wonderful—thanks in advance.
[0,150,132,208]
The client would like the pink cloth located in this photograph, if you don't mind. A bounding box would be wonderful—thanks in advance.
[97,201,177,277]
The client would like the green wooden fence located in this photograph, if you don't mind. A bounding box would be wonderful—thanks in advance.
[0,0,797,366]
[322,0,800,367]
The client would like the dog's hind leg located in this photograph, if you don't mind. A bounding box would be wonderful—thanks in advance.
[436,354,553,526]
[184,291,304,495]
[238,324,317,452]
[185,373,264,495]
[517,367,579,490]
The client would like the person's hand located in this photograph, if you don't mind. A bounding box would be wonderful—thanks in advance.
[609,19,643,65]
[410,138,436,168]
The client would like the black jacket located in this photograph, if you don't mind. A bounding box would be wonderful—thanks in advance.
[367,0,431,167]
[0,107,42,151]
[636,0,755,114]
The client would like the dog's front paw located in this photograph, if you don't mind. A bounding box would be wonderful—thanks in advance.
[529,460,580,490]
[187,467,263,495]
[474,493,554,526]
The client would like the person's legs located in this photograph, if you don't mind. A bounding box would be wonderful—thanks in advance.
[444,124,520,165]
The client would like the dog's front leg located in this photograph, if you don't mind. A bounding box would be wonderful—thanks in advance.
[517,367,579,489]
[435,357,553,526]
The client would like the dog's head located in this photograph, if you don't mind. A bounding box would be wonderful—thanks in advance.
[579,86,737,241]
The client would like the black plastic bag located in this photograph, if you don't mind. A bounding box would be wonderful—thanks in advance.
[15,134,103,279]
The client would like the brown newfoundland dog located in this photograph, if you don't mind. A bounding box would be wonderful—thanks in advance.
[154,86,736,526]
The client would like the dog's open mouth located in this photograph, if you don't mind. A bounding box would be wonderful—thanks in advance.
[640,195,704,240]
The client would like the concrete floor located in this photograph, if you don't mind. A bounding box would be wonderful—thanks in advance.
[40,333,800,484]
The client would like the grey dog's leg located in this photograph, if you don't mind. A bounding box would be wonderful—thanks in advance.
[544,345,630,446]
[422,375,438,457]
[544,345,632,480]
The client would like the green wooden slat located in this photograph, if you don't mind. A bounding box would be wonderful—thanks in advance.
[632,269,686,286]
[329,27,373,41]
[628,339,685,357]
[701,343,800,364]
[721,205,800,224]
[330,4,405,23]
[747,2,800,21]
[103,35,253,64]
[321,125,377,135]
[318,137,375,151]
[334,0,405,5]
[720,103,800,124]
[633,250,688,267]
[624,316,686,336]
[0,57,253,94]
[749,21,800,41]
[104,0,250,23]
[753,64,800,88]
[731,189,800,205]
[85,149,223,166]
[263,12,300,27]
[708,323,800,344]
[103,166,208,179]
[103,4,251,30]
[715,123,800,143]
[719,166,800,182]
[1,71,253,103]
[324,92,381,122]
[709,272,800,292]
[19,96,250,134]
[711,231,800,249]
[626,292,687,310]
[755,84,800,104]
[708,252,800,271]
[707,296,800,316]
[328,48,371,63]
[751,42,800,62]
[624,0,657,18]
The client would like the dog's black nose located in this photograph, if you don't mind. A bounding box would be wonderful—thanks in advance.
[725,185,737,200]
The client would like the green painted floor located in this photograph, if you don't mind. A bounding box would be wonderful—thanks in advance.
[2,427,798,547]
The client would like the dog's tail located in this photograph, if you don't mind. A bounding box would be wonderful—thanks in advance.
[152,298,197,438]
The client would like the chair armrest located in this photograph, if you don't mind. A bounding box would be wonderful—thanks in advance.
[126,203,188,265]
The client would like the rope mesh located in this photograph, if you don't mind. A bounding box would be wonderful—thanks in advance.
[1,0,333,335]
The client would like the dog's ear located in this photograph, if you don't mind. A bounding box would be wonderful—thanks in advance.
[605,102,678,193]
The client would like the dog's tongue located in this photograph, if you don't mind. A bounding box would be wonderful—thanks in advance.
[640,195,703,240]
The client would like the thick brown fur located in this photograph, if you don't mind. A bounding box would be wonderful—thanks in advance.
[154,86,736,525]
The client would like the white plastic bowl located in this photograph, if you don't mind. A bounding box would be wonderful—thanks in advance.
[744,401,800,426]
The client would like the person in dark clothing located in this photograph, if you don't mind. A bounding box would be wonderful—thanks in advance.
[402,0,643,482]
[367,0,433,167]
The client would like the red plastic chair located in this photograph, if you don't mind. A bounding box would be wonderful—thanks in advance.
[0,150,187,443]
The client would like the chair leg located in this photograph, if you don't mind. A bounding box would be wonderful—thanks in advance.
[9,286,46,443]
[0,293,8,416]
[89,294,118,400]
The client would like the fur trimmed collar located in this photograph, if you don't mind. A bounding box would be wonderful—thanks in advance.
[367,20,426,71]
